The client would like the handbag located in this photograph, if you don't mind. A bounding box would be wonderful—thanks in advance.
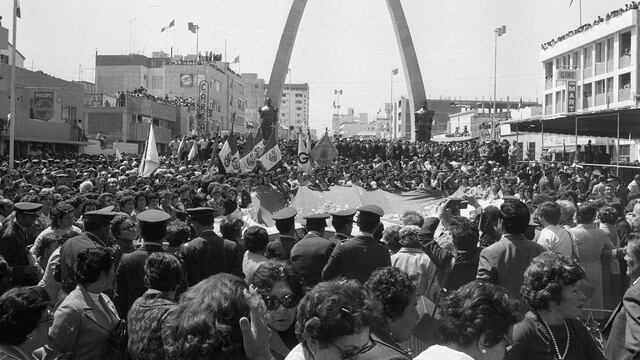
[107,319,129,360]
[412,257,457,344]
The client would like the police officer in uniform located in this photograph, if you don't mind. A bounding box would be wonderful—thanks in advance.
[321,205,391,283]
[179,207,244,286]
[265,207,298,261]
[60,206,117,292]
[290,213,336,287]
[329,209,356,243]
[114,209,170,318]
[0,202,42,286]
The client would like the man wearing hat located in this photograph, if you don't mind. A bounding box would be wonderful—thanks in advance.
[321,205,391,283]
[114,209,171,319]
[329,209,356,243]
[290,213,336,288]
[60,206,117,292]
[179,207,243,286]
[609,176,629,204]
[556,171,573,193]
[265,207,298,261]
[0,202,43,286]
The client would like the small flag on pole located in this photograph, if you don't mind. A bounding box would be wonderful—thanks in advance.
[392,68,399,75]
[188,22,199,34]
[232,55,240,64]
[497,25,507,36]
[161,19,175,33]
[188,141,198,161]
[16,0,21,18]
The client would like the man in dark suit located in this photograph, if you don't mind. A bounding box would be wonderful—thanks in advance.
[321,205,391,283]
[290,213,336,287]
[114,209,170,318]
[604,234,640,360]
[328,209,356,244]
[0,202,42,286]
[60,206,116,292]
[179,207,243,286]
[476,199,545,299]
[265,207,298,261]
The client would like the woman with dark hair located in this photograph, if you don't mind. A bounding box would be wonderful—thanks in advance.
[242,226,270,282]
[74,199,99,230]
[381,225,402,255]
[30,202,81,269]
[110,214,139,269]
[165,221,191,255]
[44,247,121,360]
[132,191,147,217]
[414,281,519,360]
[364,267,418,359]
[286,279,381,360]
[0,286,51,360]
[250,261,305,359]
[598,205,624,310]
[127,252,182,360]
[569,203,618,320]
[163,273,270,360]
[221,217,245,245]
[507,252,605,360]
[477,206,501,248]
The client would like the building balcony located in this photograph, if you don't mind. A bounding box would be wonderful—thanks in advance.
[545,78,553,90]
[606,92,614,105]
[606,59,614,72]
[545,104,553,115]
[595,62,606,76]
[583,96,592,109]
[619,87,631,101]
[583,66,593,79]
[620,54,631,69]
[555,102,566,113]
[595,93,605,106]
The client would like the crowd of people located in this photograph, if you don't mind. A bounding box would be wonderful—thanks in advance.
[0,134,639,359]
[540,1,640,51]
[115,88,198,110]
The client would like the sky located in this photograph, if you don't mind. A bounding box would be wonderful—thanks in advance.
[0,0,632,131]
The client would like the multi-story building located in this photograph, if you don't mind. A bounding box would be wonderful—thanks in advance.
[541,8,638,115]
[503,6,640,163]
[241,73,267,131]
[0,26,86,157]
[278,83,309,135]
[95,53,246,134]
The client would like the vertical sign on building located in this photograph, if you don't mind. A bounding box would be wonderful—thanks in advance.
[567,81,576,113]
[199,80,209,132]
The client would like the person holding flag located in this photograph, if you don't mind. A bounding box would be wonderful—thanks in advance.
[218,114,241,174]
[240,125,264,173]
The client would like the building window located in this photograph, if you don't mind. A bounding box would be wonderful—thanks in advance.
[295,93,303,97]
[295,100,303,104]
[151,76,163,90]
[619,72,631,101]
[215,81,221,92]
[595,42,604,63]
[296,107,302,110]
[528,142,536,161]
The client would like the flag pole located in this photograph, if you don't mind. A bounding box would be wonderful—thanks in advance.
[9,0,18,171]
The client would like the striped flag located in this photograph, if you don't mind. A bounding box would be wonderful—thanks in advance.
[259,130,281,171]
[161,19,175,33]
[218,134,241,173]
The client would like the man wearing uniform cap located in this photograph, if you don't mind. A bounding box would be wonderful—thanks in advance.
[329,209,356,244]
[179,207,243,286]
[290,213,336,288]
[265,207,298,261]
[60,206,117,293]
[322,205,391,283]
[114,209,171,319]
[0,202,42,286]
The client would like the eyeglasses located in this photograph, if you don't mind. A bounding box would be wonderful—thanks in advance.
[332,334,376,359]
[261,294,299,311]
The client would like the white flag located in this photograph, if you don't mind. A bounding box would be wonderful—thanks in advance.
[114,144,122,161]
[188,141,198,161]
[139,126,160,177]
[297,132,311,173]
[218,135,241,173]
[259,131,281,171]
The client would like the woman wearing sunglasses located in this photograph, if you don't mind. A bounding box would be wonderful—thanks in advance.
[506,252,605,360]
[251,262,306,360]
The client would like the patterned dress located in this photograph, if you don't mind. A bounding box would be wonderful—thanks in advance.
[127,290,175,360]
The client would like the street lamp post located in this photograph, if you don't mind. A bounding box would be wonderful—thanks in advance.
[492,25,506,141]
[391,68,398,139]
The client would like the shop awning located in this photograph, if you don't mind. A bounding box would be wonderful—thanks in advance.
[504,108,640,139]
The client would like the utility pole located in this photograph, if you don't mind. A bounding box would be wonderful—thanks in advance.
[9,0,18,170]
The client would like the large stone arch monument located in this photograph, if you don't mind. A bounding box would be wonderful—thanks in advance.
[261,0,433,142]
